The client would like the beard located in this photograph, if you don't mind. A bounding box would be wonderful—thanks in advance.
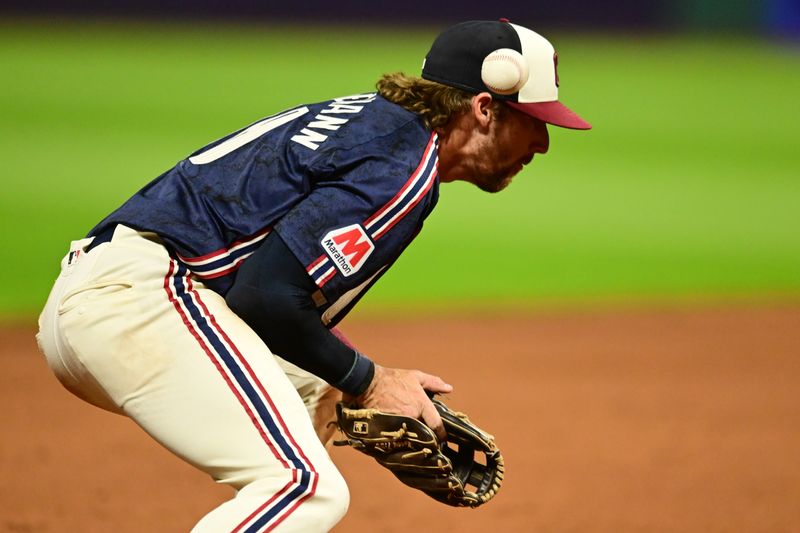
[466,138,529,193]
[472,175,512,193]
[470,163,523,193]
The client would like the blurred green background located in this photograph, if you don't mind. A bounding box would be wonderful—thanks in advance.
[1,17,799,321]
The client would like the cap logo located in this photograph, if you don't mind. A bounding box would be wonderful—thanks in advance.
[553,52,560,88]
[480,48,529,95]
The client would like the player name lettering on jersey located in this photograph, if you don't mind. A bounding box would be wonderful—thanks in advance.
[291,93,377,151]
[321,224,375,277]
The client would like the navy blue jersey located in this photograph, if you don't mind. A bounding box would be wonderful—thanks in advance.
[89,93,439,325]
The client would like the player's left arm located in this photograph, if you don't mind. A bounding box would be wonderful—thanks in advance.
[226,231,451,435]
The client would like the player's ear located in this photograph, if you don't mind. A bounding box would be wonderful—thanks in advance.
[471,92,494,128]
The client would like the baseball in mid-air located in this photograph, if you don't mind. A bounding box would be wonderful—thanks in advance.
[480,48,530,95]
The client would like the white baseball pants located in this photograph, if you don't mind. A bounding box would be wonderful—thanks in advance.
[37,225,348,532]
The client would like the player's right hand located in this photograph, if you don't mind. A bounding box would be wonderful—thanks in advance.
[353,364,453,440]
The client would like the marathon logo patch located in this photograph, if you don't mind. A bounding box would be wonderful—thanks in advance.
[321,224,374,277]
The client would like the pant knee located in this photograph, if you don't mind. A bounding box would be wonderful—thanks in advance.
[314,466,350,523]
[195,467,349,533]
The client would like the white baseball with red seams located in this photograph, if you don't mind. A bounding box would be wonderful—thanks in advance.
[480,48,530,95]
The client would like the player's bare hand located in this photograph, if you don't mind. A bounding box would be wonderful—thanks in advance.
[354,365,453,440]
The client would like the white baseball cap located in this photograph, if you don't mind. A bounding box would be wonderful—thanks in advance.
[422,19,591,130]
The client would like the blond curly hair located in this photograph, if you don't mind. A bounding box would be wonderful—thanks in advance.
[376,72,505,130]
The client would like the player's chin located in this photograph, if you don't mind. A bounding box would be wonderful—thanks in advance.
[474,179,511,193]
[475,171,516,193]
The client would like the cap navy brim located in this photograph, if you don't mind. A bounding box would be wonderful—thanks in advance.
[507,101,592,130]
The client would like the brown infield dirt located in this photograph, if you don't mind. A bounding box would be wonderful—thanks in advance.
[1,303,799,533]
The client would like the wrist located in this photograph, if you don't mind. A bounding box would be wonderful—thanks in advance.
[355,363,386,404]
[334,351,375,397]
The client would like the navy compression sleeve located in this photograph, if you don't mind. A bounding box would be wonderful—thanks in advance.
[225,232,375,396]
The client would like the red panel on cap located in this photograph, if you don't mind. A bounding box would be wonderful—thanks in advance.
[507,101,592,130]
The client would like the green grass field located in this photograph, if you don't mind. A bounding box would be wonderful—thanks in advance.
[2,18,799,319]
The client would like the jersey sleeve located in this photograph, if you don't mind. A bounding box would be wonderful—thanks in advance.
[274,132,439,322]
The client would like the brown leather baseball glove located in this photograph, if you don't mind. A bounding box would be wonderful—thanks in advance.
[334,398,504,507]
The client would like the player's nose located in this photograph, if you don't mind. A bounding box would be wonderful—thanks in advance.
[532,122,549,155]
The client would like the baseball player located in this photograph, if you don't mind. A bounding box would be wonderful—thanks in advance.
[37,19,589,532]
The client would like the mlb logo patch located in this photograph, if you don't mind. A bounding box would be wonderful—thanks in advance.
[353,421,369,434]
[321,224,375,277]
